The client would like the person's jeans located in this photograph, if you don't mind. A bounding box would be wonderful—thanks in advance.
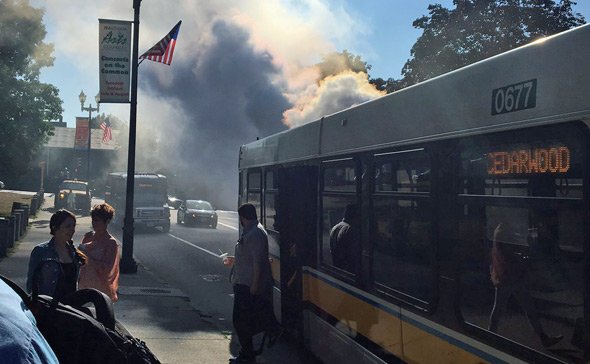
[233,284,276,357]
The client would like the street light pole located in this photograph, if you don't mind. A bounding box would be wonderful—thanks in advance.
[79,90,100,192]
[120,0,141,273]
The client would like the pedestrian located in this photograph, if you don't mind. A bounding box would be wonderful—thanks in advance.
[26,209,87,299]
[78,203,120,302]
[223,203,280,364]
[329,204,359,272]
[488,222,563,347]
[0,277,59,363]
[67,189,76,211]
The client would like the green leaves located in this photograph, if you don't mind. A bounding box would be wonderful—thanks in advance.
[0,0,62,180]
[399,0,585,89]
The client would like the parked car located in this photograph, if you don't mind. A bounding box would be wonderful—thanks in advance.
[176,200,217,228]
[54,179,91,215]
[167,195,182,209]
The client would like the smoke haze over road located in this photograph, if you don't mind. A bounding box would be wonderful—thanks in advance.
[31,0,384,208]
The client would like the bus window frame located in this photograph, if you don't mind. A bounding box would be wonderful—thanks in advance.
[454,123,589,361]
[264,169,279,233]
[319,158,362,285]
[369,149,437,312]
[246,168,262,219]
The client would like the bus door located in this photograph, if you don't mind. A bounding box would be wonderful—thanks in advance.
[278,166,318,337]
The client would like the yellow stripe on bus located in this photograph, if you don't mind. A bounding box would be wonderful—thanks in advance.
[304,274,403,357]
[304,274,488,363]
[401,320,487,364]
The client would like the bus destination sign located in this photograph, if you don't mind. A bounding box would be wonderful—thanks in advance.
[487,146,570,175]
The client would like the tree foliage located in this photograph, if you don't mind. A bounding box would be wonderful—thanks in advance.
[397,0,585,90]
[317,50,371,79]
[0,0,62,181]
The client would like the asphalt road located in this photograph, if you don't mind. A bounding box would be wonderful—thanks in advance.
[112,210,240,334]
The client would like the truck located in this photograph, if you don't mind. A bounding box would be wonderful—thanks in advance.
[104,172,171,232]
[54,179,92,215]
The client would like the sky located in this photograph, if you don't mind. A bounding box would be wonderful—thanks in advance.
[31,0,458,127]
[23,0,590,208]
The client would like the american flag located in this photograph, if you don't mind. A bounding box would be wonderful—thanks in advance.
[100,119,112,143]
[139,21,182,66]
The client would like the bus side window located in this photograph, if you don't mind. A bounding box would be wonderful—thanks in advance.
[247,170,261,218]
[321,161,358,276]
[371,151,434,304]
[458,136,584,356]
[264,170,278,232]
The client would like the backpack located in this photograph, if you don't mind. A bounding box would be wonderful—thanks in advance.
[0,274,160,364]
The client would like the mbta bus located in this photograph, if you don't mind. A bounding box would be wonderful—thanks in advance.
[104,172,171,232]
[238,24,590,363]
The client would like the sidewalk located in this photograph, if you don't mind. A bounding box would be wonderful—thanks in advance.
[0,197,312,364]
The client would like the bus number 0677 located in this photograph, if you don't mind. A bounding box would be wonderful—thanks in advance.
[491,79,537,115]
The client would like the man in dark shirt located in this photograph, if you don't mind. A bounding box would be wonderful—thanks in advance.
[224,203,276,364]
[330,204,359,272]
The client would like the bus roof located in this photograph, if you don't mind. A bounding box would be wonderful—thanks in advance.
[240,23,590,169]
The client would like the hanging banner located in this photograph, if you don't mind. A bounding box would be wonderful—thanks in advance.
[75,117,90,150]
[99,19,132,103]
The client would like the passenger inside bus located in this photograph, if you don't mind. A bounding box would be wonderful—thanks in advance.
[329,204,359,273]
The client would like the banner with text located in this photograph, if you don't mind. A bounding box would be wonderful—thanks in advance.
[99,19,132,103]
[75,117,90,150]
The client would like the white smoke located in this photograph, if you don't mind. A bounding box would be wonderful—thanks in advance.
[30,0,384,208]
[283,71,384,127]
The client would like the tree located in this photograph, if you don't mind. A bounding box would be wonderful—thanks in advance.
[316,49,403,94]
[317,50,371,79]
[369,77,403,94]
[0,0,62,183]
[398,0,585,89]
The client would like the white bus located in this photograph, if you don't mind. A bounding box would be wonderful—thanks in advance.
[238,24,590,363]
[105,172,171,233]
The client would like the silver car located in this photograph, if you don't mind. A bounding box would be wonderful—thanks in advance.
[176,200,218,228]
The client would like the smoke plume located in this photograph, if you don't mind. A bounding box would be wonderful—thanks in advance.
[33,0,384,209]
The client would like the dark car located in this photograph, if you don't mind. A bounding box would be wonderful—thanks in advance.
[54,179,91,215]
[176,200,217,228]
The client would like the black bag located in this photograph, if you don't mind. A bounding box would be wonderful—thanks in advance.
[0,275,160,364]
[61,288,161,364]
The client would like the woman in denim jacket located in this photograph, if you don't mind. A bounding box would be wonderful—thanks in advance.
[26,209,86,299]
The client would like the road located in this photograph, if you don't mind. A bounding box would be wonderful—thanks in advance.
[121,210,240,334]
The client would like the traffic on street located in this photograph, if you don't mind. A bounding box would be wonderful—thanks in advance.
[3,1,590,363]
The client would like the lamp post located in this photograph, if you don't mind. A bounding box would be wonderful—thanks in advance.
[120,0,141,273]
[79,90,100,193]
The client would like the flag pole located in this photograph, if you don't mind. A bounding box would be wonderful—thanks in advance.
[120,0,141,274]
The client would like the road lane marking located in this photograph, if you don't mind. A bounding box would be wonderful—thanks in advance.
[167,234,224,258]
[218,221,238,230]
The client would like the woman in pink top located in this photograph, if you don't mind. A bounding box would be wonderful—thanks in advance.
[78,203,120,301]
